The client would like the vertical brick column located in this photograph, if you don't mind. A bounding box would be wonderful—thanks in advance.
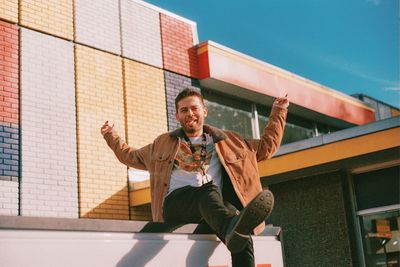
[124,59,167,148]
[0,20,19,215]
[164,71,200,131]
[19,0,74,40]
[20,28,77,218]
[124,59,166,220]
[75,0,121,54]
[121,0,162,68]
[0,0,18,23]
[75,45,129,220]
[160,14,199,78]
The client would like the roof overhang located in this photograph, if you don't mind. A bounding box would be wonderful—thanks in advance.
[259,117,400,185]
[196,41,376,127]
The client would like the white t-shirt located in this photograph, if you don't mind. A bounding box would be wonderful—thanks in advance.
[168,133,223,194]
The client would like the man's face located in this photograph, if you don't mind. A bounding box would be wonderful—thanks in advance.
[175,96,208,137]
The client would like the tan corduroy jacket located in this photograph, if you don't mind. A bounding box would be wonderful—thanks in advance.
[103,105,287,234]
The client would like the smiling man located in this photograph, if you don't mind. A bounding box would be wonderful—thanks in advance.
[101,87,288,267]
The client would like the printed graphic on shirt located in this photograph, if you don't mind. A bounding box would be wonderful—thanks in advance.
[174,141,213,173]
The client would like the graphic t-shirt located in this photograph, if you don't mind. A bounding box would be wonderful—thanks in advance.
[168,133,223,194]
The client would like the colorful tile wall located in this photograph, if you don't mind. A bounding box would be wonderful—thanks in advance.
[0,0,18,23]
[20,0,74,40]
[0,180,18,215]
[20,28,77,217]
[0,20,19,215]
[164,71,201,131]
[75,45,129,220]
[75,0,121,54]
[121,0,163,68]
[160,13,198,78]
[124,59,167,148]
[0,0,201,219]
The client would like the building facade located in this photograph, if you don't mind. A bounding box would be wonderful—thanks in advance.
[0,0,398,266]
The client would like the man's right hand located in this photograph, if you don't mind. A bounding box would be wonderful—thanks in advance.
[101,121,114,137]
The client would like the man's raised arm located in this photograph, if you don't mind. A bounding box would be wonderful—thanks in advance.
[101,121,150,170]
[246,95,289,161]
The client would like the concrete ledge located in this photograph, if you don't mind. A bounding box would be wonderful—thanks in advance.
[0,228,284,267]
[0,215,281,236]
[0,215,190,233]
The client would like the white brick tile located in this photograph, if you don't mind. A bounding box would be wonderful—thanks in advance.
[0,180,18,215]
[75,0,121,54]
[20,28,78,218]
[121,0,162,67]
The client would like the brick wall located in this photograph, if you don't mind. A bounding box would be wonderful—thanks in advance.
[121,0,162,68]
[160,14,198,78]
[0,20,19,216]
[0,1,203,220]
[75,45,129,220]
[20,0,74,40]
[0,0,18,23]
[124,59,167,148]
[20,28,77,218]
[0,180,18,215]
[164,71,200,131]
[75,0,121,54]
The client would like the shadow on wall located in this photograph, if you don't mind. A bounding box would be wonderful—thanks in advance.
[188,47,200,79]
[116,237,219,267]
[79,184,221,266]
[116,222,219,267]
[80,185,153,221]
[80,186,130,220]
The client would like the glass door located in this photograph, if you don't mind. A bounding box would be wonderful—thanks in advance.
[359,208,400,267]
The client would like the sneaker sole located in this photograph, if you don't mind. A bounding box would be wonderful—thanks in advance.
[226,190,274,253]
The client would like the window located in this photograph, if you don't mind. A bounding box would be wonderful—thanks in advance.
[359,210,400,267]
[354,166,400,266]
[354,166,400,210]
[257,105,316,144]
[203,92,253,139]
[203,90,340,144]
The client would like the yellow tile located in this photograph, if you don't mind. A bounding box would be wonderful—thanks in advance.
[76,45,129,220]
[124,59,167,148]
[0,0,18,23]
[20,0,73,40]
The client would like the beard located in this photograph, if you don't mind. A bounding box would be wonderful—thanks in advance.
[180,117,204,136]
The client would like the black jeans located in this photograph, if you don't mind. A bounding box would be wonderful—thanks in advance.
[161,182,255,267]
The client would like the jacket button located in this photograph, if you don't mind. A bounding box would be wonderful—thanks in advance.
[164,183,168,187]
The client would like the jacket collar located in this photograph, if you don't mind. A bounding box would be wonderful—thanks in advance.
[169,124,227,143]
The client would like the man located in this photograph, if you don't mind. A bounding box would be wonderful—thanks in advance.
[101,88,288,266]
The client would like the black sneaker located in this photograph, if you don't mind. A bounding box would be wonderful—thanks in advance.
[225,190,274,253]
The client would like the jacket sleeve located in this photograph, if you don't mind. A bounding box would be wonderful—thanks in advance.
[103,130,152,170]
[246,105,287,161]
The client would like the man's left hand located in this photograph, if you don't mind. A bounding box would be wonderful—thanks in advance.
[273,94,289,109]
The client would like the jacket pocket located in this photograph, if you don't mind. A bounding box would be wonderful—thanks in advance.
[151,152,172,185]
[152,152,170,162]
[224,150,247,163]
[224,150,258,188]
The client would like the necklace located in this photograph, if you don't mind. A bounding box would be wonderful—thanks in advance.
[182,132,208,181]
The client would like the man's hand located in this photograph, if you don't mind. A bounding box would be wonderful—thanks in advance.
[101,120,115,137]
[273,94,289,109]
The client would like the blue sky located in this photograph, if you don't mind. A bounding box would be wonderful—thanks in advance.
[145,0,399,108]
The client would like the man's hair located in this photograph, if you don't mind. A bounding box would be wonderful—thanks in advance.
[175,87,205,111]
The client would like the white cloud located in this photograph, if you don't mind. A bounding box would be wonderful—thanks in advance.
[367,0,382,6]
[383,86,400,91]
[317,53,394,86]
[272,36,398,93]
